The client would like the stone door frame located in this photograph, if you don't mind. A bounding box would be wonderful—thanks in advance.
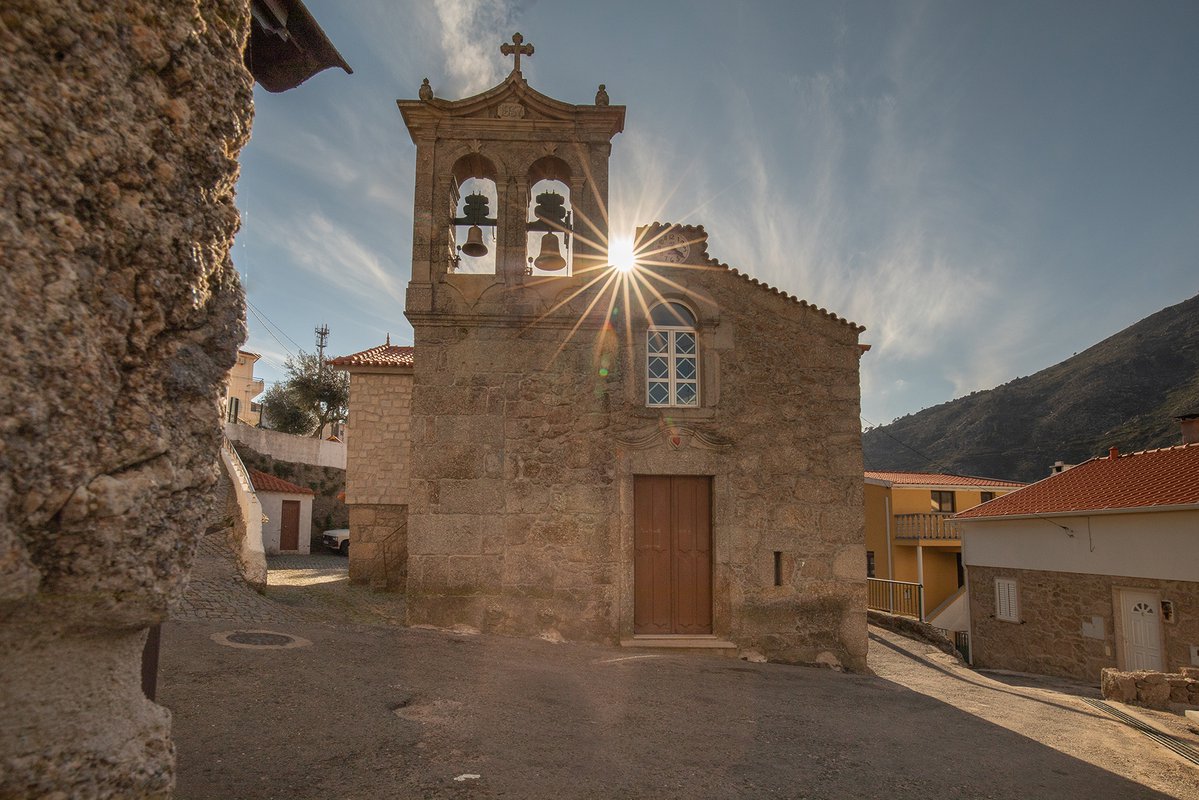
[617,444,731,641]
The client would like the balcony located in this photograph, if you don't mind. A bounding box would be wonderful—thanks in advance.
[894,512,961,541]
[867,578,923,619]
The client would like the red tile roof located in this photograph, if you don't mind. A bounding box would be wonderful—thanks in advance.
[865,471,1026,488]
[328,343,415,369]
[956,443,1199,519]
[248,468,314,495]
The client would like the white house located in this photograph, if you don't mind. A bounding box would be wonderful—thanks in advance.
[957,422,1199,683]
[249,468,314,555]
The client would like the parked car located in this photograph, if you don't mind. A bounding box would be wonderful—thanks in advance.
[322,528,350,556]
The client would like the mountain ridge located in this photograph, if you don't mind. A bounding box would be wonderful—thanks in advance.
[862,293,1199,483]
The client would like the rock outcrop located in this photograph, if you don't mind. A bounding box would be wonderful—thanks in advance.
[0,2,252,796]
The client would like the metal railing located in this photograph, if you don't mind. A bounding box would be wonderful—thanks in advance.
[894,512,962,541]
[867,578,924,620]
[931,626,972,662]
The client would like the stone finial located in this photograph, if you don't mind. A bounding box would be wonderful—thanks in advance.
[595,84,609,106]
[419,77,433,101]
[385,332,391,345]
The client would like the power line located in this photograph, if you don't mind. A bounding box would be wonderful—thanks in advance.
[860,415,956,474]
[246,303,295,360]
[246,299,305,352]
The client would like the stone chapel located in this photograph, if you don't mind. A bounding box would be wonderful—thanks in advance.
[332,35,869,670]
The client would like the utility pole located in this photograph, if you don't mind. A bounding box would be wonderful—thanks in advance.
[315,323,330,372]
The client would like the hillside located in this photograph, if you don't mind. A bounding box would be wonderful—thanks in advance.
[862,293,1199,483]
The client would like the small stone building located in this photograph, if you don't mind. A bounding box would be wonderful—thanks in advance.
[335,36,869,669]
[958,432,1199,682]
[249,468,314,554]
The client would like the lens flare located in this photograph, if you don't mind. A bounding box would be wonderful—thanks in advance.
[609,235,636,272]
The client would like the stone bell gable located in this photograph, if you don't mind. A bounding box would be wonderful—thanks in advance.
[399,63,625,309]
[337,34,869,670]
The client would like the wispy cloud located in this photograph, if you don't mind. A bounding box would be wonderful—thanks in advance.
[257,209,406,308]
[431,0,515,96]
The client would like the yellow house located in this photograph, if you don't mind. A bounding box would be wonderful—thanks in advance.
[865,471,1025,627]
[222,349,265,427]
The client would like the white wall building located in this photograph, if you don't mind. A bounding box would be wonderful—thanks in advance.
[249,468,314,555]
[958,433,1199,682]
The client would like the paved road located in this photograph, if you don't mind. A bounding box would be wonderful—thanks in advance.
[161,553,1198,799]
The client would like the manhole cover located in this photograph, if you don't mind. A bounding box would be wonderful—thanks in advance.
[210,629,312,650]
[228,632,294,646]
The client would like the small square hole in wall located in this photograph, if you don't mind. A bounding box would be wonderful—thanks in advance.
[1161,600,1175,623]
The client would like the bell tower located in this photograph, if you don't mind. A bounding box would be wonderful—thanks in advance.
[398,33,625,319]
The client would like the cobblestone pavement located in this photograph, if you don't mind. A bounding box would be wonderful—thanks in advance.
[266,549,348,573]
[170,529,300,625]
[172,533,405,627]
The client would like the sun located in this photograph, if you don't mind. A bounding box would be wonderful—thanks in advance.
[608,235,637,272]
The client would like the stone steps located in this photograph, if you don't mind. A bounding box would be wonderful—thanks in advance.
[619,635,740,658]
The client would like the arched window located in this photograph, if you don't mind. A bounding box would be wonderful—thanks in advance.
[450,153,498,275]
[647,302,698,407]
[526,156,573,275]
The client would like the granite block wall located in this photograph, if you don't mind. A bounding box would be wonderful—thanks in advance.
[405,229,868,670]
[970,565,1199,682]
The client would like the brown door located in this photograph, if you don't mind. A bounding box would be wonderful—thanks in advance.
[634,475,712,634]
[279,500,300,551]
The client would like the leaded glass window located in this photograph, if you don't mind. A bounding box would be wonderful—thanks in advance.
[647,302,699,407]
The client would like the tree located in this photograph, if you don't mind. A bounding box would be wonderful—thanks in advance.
[260,351,348,438]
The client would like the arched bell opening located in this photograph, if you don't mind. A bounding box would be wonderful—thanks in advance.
[525,156,573,276]
[450,153,498,275]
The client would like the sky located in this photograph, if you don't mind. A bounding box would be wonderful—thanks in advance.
[233,0,1199,427]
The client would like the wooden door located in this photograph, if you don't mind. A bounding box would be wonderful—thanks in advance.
[1121,589,1164,671]
[634,476,712,634]
[280,500,301,551]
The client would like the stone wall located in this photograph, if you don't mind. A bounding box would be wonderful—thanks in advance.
[0,2,252,796]
[406,230,867,670]
[1101,666,1199,710]
[219,442,267,590]
[969,565,1199,682]
[346,371,413,505]
[348,504,408,587]
[343,369,411,585]
[224,421,346,468]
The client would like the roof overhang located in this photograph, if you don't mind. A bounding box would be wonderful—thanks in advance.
[246,0,352,93]
[957,502,1199,523]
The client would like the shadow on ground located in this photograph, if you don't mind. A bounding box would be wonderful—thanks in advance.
[160,612,1194,799]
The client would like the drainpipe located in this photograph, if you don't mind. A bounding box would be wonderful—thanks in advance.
[884,495,893,579]
[916,543,925,621]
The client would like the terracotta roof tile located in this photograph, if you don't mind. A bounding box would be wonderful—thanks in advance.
[865,471,1026,488]
[328,343,415,369]
[248,468,314,495]
[956,443,1199,519]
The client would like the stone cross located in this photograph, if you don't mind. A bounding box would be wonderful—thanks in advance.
[500,32,534,73]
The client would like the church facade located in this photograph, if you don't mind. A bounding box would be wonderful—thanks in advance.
[334,36,869,669]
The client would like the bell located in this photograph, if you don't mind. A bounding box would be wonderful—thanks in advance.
[533,231,566,271]
[461,224,488,258]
